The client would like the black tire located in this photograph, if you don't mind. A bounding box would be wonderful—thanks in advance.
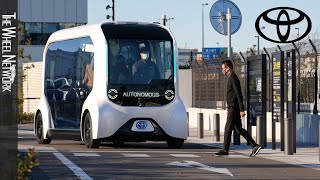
[35,113,51,144]
[84,113,101,148]
[167,138,184,149]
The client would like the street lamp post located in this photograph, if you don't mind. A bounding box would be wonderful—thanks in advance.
[202,3,208,56]
[255,26,265,55]
[295,27,300,39]
[167,17,174,29]
[255,35,260,55]
[106,0,115,21]
[295,27,300,113]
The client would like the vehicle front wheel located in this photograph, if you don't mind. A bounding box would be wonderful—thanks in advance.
[167,138,184,149]
[84,113,101,148]
[35,113,51,144]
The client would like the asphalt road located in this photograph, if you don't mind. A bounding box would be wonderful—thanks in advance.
[18,132,320,180]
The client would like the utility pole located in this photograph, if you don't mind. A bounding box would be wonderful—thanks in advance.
[160,15,174,27]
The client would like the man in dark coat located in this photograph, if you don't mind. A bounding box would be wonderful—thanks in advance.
[214,60,261,157]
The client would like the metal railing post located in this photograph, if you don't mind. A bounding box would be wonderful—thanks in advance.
[213,113,220,142]
[256,116,264,148]
[284,118,293,155]
[197,113,204,139]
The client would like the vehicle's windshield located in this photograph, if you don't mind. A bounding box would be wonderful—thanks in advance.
[107,39,173,85]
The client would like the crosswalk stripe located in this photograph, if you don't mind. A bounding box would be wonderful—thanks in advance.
[122,153,150,157]
[170,154,199,157]
[73,153,100,157]
[18,144,58,153]
[222,155,249,158]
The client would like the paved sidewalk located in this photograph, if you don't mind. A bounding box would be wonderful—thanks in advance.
[187,126,320,171]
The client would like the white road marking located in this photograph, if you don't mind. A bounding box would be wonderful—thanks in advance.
[18,144,58,153]
[223,155,249,158]
[73,153,100,157]
[53,153,93,180]
[170,154,199,157]
[166,160,233,177]
[18,130,34,135]
[122,153,150,157]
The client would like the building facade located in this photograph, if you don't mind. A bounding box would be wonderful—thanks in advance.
[20,0,88,113]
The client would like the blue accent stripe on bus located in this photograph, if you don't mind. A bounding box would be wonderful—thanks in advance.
[106,46,108,78]
[174,46,177,78]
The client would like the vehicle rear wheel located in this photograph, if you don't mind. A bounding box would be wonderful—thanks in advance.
[35,113,51,144]
[167,138,184,149]
[84,113,101,148]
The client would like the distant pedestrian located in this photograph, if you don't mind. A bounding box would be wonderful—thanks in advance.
[214,60,261,157]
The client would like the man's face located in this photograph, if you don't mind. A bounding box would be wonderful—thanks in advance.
[140,51,149,60]
[221,64,229,75]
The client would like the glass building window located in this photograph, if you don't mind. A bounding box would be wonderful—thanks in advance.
[19,22,86,45]
[43,23,59,45]
[59,23,77,30]
[24,22,43,45]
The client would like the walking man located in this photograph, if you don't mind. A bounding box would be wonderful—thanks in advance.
[214,60,261,157]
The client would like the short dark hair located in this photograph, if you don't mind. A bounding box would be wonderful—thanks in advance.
[222,60,233,70]
[140,47,149,53]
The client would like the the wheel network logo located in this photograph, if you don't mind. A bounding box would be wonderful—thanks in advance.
[255,7,312,43]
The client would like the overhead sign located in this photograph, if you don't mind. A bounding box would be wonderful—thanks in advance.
[202,47,232,60]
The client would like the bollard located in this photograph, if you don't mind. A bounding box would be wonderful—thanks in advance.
[272,119,276,150]
[284,118,293,155]
[213,114,220,142]
[256,116,264,148]
[197,113,204,139]
[187,112,189,137]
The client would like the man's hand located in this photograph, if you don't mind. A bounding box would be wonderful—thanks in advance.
[240,111,246,117]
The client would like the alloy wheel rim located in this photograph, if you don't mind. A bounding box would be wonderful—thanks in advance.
[37,120,42,140]
[85,120,90,144]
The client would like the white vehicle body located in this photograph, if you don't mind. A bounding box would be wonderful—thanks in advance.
[34,22,187,148]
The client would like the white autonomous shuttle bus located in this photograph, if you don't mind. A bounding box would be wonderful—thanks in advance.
[34,22,188,148]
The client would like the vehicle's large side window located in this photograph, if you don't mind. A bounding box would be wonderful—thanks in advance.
[78,37,94,91]
[45,37,94,127]
[45,37,94,93]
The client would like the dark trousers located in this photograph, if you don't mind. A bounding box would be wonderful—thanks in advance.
[223,106,257,152]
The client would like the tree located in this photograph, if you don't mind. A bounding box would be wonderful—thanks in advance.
[17,20,34,115]
[246,44,256,56]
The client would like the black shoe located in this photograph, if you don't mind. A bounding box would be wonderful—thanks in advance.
[250,145,261,157]
[214,150,229,156]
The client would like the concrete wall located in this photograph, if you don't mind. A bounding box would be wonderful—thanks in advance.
[18,0,87,23]
[178,69,192,109]
[23,62,43,113]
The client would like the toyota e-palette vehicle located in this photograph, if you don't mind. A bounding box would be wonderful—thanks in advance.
[34,22,188,148]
